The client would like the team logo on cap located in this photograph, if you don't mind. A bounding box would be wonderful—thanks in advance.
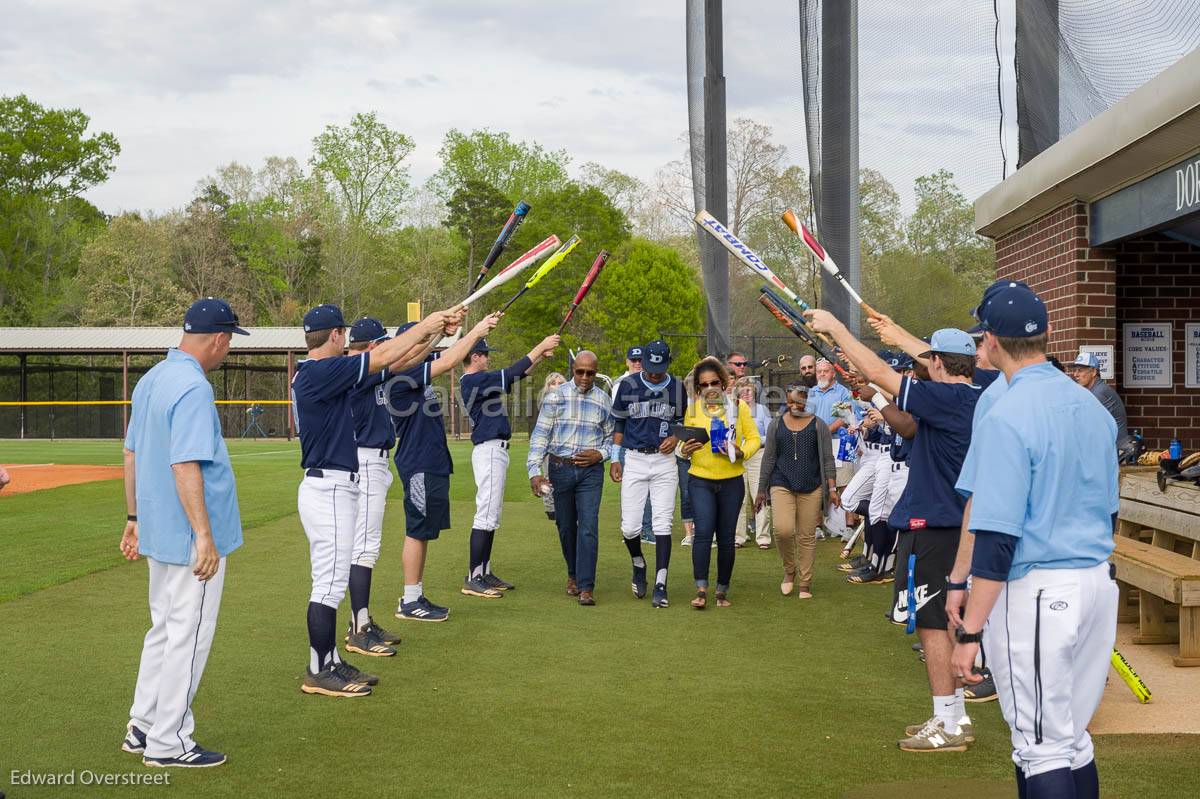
[1024,321,1039,333]
[649,353,663,364]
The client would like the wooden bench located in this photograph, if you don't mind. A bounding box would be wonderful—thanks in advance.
[1113,471,1200,667]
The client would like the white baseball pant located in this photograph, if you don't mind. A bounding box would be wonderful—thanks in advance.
[840,444,886,511]
[620,450,678,538]
[985,562,1118,779]
[299,471,360,608]
[870,460,909,524]
[352,448,393,568]
[129,551,227,759]
[471,439,510,530]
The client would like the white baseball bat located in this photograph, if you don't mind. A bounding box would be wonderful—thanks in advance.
[694,210,814,311]
[460,235,560,308]
[781,209,881,319]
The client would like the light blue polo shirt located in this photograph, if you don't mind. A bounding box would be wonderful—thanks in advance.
[956,362,1118,580]
[804,381,854,425]
[124,349,242,566]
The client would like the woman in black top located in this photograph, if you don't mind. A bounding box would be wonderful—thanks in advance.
[755,384,838,598]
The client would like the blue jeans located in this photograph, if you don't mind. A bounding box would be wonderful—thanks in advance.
[689,475,743,590]
[548,460,603,592]
[676,456,693,523]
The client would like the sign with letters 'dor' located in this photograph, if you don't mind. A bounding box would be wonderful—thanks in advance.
[1123,323,1172,388]
[1186,323,1200,389]
[1079,345,1115,381]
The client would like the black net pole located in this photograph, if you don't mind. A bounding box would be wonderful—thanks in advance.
[702,0,731,358]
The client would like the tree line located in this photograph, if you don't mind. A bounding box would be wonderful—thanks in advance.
[0,94,992,373]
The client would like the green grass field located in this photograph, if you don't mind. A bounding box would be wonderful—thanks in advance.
[1,439,1197,798]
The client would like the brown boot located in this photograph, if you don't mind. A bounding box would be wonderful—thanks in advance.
[578,590,595,606]
[566,578,580,596]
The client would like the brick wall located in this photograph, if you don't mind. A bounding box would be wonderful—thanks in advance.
[994,201,1199,450]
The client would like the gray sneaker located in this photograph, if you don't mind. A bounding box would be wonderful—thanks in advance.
[345,626,396,657]
[482,572,515,591]
[301,664,372,697]
[900,717,971,750]
[462,575,503,598]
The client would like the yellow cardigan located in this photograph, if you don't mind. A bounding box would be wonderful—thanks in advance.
[681,398,762,480]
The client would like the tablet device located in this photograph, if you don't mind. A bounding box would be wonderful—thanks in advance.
[671,424,710,444]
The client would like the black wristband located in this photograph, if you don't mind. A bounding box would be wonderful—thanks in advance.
[946,580,968,591]
[127,514,138,522]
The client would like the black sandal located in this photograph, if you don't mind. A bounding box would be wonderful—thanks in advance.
[691,589,707,610]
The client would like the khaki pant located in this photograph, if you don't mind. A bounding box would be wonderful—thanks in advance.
[735,449,770,545]
[770,486,823,590]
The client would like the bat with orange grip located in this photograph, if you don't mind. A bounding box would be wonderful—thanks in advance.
[757,287,851,378]
[557,250,609,334]
[781,208,882,320]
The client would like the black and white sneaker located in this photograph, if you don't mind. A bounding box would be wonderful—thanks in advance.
[462,575,503,598]
[301,664,372,697]
[362,619,401,646]
[482,572,515,591]
[631,562,648,599]
[965,671,998,702]
[335,660,379,687]
[121,723,147,754]
[345,626,396,657]
[143,745,226,768]
[396,596,449,622]
[651,583,669,608]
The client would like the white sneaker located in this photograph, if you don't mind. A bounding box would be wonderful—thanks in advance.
[681,536,693,547]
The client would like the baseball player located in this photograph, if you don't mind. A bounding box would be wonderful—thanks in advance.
[120,298,246,768]
[459,332,560,598]
[293,303,460,697]
[343,317,404,657]
[612,343,655,543]
[805,309,984,753]
[951,283,1118,798]
[610,339,686,608]
[389,312,501,621]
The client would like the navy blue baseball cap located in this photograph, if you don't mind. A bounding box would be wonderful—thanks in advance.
[887,352,914,370]
[183,297,248,335]
[626,345,644,361]
[394,321,417,336]
[875,348,894,362]
[303,304,346,333]
[977,284,1048,338]
[969,279,1032,333]
[470,338,495,355]
[642,339,672,374]
[919,328,976,358]
[349,316,388,343]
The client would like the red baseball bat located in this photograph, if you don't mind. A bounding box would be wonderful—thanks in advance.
[556,250,609,334]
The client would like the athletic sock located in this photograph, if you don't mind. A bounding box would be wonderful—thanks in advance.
[933,694,959,734]
[306,602,336,673]
[482,529,496,574]
[469,528,487,579]
[954,687,968,727]
[623,536,644,563]
[348,565,372,632]
[1072,760,1099,799]
[655,534,671,582]
[403,584,421,605]
[1026,768,1074,799]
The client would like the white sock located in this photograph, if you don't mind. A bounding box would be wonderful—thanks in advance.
[403,584,421,604]
[632,556,646,568]
[309,647,320,674]
[354,607,370,632]
[955,688,969,726]
[933,694,960,734]
[656,568,667,586]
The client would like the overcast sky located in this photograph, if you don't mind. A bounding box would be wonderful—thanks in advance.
[4,0,1023,216]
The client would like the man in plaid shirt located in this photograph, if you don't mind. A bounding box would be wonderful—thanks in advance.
[528,351,614,606]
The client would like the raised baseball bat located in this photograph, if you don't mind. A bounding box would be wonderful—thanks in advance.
[758,288,850,377]
[500,234,581,314]
[469,200,531,292]
[695,209,814,311]
[781,208,882,319]
[557,249,609,334]
[461,235,560,308]
[1111,648,1152,703]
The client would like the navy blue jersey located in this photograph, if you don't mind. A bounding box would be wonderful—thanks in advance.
[888,377,982,530]
[292,353,369,472]
[890,425,915,462]
[389,360,453,479]
[611,373,686,450]
[973,367,1001,390]
[864,422,885,445]
[349,368,395,450]
[459,356,533,444]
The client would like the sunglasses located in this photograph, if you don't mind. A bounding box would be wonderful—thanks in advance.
[574,368,597,376]
[698,379,723,389]
[728,360,748,367]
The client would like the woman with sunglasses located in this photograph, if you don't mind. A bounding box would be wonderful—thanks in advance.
[677,357,762,609]
[754,383,838,598]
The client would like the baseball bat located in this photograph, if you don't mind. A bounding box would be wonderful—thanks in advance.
[469,200,531,292]
[1111,648,1152,703]
[781,208,882,319]
[757,289,851,378]
[500,234,581,314]
[556,250,609,334]
[460,235,560,308]
[695,210,814,311]
[840,520,864,559]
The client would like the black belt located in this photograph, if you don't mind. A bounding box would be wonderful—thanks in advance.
[482,439,510,450]
[633,447,662,454]
[548,454,576,466]
[305,468,359,482]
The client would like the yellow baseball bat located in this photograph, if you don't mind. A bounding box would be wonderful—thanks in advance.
[1111,648,1152,704]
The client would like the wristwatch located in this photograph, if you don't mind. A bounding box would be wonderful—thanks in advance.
[954,624,983,644]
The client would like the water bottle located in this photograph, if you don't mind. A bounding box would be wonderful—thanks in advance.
[1169,438,1183,460]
